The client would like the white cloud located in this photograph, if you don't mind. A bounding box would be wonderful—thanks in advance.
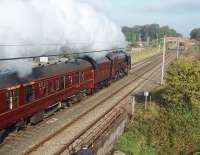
[78,0,111,12]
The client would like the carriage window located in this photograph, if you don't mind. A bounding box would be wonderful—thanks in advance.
[60,76,64,89]
[49,80,55,93]
[69,76,72,86]
[6,89,19,110]
[65,75,72,87]
[56,80,60,90]
[39,81,48,96]
[84,71,92,80]
[74,72,80,84]
[25,86,33,103]
[81,72,85,81]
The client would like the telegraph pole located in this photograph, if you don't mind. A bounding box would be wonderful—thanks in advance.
[177,40,180,59]
[161,36,166,85]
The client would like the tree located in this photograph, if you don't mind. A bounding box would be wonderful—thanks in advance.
[190,28,200,41]
[122,24,182,44]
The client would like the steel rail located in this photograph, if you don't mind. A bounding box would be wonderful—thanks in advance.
[24,53,174,155]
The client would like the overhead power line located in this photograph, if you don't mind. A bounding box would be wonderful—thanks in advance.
[0,48,125,61]
[0,41,126,47]
[0,43,59,47]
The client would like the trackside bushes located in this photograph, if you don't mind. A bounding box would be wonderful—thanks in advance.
[115,55,200,155]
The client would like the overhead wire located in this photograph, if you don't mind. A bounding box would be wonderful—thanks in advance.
[0,48,126,61]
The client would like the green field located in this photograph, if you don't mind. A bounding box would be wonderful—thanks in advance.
[129,47,161,64]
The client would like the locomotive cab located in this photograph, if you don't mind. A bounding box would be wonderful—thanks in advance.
[80,55,111,89]
[106,51,130,80]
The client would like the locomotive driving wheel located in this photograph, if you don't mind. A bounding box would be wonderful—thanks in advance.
[124,66,128,75]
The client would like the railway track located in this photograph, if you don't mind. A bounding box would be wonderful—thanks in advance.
[24,52,175,154]
[66,54,175,154]
[56,55,175,155]
[0,52,176,155]
[86,53,175,155]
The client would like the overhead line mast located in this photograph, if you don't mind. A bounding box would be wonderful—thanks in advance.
[161,36,166,85]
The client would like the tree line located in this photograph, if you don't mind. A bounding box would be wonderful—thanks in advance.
[190,28,200,41]
[122,24,182,43]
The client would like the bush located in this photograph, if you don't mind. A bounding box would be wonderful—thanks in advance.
[151,107,200,154]
[117,105,200,155]
[116,52,200,155]
[162,57,200,110]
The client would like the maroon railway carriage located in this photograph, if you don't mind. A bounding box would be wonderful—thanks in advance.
[0,50,131,143]
[0,59,94,139]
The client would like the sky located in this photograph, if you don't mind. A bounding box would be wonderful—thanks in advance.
[107,0,200,36]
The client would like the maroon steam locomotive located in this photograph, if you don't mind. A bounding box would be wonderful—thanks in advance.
[0,51,131,142]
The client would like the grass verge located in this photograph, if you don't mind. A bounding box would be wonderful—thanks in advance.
[129,47,160,64]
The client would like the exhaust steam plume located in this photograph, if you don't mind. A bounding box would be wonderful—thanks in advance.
[0,0,126,77]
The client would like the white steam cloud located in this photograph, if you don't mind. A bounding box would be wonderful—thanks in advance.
[0,0,126,77]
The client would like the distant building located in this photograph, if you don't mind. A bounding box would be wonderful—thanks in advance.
[166,36,194,50]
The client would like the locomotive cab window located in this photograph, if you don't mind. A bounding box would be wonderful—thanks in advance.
[6,89,19,110]
[24,85,33,103]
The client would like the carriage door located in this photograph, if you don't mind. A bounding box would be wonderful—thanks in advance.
[24,85,33,103]
[6,88,19,110]
[74,72,80,87]
[0,91,6,113]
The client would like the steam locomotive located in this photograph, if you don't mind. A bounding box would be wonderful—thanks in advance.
[0,51,131,142]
